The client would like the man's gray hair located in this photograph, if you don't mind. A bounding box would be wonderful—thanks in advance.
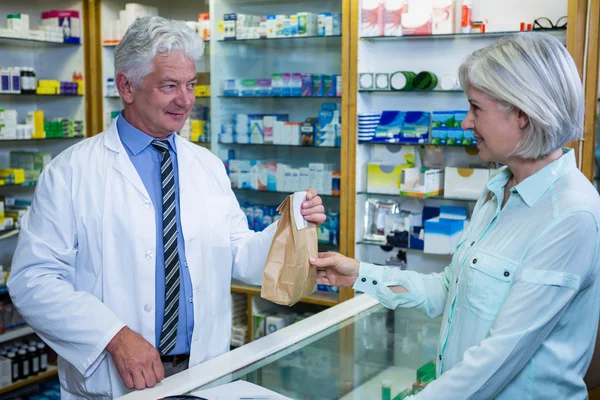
[459,32,584,159]
[114,16,204,87]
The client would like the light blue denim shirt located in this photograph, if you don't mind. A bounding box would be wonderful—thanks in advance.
[355,149,600,399]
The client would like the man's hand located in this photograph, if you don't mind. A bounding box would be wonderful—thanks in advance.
[301,189,327,227]
[310,252,360,287]
[106,326,164,390]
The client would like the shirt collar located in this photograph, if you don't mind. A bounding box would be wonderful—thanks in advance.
[486,148,577,208]
[117,111,178,155]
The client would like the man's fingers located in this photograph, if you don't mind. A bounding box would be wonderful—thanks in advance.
[132,369,146,390]
[153,358,165,382]
[305,188,317,200]
[142,368,157,388]
[120,367,135,390]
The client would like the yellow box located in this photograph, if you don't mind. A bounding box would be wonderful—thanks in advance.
[36,87,57,95]
[367,163,413,195]
[0,169,25,185]
[27,110,45,139]
[195,85,210,97]
[77,81,84,96]
[38,80,60,88]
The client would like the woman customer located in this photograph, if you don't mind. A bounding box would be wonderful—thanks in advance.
[311,32,600,399]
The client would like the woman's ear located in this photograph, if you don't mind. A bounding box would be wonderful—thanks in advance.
[517,109,530,130]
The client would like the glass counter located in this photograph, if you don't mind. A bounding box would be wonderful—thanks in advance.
[119,295,441,400]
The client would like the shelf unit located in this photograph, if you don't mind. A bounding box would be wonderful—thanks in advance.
[0,366,58,396]
[0,326,34,344]
[219,34,342,43]
[219,95,341,99]
[0,229,20,241]
[359,28,566,42]
[231,281,338,307]
[347,0,569,272]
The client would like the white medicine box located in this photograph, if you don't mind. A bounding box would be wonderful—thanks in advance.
[444,168,490,200]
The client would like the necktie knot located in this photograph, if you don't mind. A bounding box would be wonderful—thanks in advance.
[151,139,170,154]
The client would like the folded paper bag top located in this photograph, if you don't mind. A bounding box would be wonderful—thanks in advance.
[261,191,318,306]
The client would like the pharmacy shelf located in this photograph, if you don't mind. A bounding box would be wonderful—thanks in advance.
[0,366,58,395]
[357,240,452,257]
[231,281,338,307]
[0,326,34,344]
[233,188,339,198]
[219,34,341,43]
[0,286,7,295]
[220,142,340,149]
[0,137,83,143]
[105,95,210,99]
[358,141,476,148]
[0,36,80,46]
[359,28,566,42]
[357,191,478,202]
[103,39,209,47]
[359,89,463,93]
[0,229,19,241]
[0,93,82,97]
[318,242,339,252]
[0,182,36,188]
[219,95,341,99]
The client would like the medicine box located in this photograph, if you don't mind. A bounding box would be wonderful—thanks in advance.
[424,217,464,255]
[444,168,489,200]
[367,163,413,195]
[400,167,444,198]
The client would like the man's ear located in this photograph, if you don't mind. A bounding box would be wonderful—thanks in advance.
[116,72,134,104]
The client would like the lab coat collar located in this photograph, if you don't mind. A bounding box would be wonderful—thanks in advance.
[103,115,151,201]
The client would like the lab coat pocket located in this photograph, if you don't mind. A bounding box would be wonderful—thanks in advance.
[464,251,518,320]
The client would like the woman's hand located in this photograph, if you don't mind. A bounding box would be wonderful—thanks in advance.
[310,252,360,288]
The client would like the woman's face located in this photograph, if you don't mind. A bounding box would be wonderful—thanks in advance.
[462,85,528,163]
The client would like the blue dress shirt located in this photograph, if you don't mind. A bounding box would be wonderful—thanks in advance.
[117,113,194,355]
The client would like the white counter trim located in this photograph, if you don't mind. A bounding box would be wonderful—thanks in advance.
[118,294,378,399]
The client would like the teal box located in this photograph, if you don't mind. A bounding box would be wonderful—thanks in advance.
[446,129,464,146]
[463,129,476,146]
[431,128,448,145]
[454,111,468,127]
[432,111,456,128]
[312,74,324,96]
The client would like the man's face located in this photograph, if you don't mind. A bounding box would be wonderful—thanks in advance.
[124,51,197,138]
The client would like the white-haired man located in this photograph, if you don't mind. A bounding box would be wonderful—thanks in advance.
[8,17,326,399]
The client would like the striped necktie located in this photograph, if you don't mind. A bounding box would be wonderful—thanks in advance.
[151,139,179,355]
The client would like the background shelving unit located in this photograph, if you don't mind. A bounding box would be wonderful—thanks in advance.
[347,0,569,278]
[209,0,347,346]
[100,0,210,131]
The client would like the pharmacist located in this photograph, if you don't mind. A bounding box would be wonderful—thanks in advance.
[312,33,600,399]
[7,17,326,399]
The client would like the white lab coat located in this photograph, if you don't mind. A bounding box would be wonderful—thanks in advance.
[7,117,277,399]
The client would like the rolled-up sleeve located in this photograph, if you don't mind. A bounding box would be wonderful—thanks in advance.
[353,262,452,319]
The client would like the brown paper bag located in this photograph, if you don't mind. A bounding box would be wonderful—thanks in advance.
[261,194,318,306]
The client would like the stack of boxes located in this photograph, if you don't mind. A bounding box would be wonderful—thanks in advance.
[228,159,340,196]
[0,196,31,231]
[220,11,340,40]
[0,109,17,140]
[431,111,476,146]
[0,10,80,43]
[179,105,210,143]
[103,3,158,44]
[222,74,341,97]
[231,293,247,348]
[220,105,340,147]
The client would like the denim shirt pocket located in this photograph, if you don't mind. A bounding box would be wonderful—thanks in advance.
[464,250,519,320]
